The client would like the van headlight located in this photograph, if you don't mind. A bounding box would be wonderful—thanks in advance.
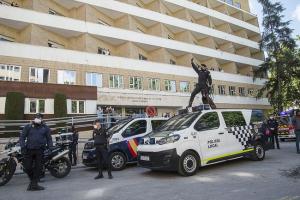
[157,135,180,145]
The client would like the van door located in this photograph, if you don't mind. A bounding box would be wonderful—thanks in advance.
[122,119,148,160]
[221,111,251,153]
[194,112,229,164]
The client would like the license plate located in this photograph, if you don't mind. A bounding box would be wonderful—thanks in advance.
[82,154,88,159]
[140,155,150,161]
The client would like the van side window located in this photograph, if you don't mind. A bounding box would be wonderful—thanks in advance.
[194,112,220,131]
[122,120,147,137]
[151,120,166,130]
[222,111,246,127]
[250,110,264,124]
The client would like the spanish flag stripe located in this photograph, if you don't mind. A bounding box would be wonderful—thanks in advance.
[127,140,138,157]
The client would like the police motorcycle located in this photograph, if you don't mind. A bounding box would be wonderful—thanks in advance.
[0,138,71,186]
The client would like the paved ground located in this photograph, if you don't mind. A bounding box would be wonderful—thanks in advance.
[1,142,300,200]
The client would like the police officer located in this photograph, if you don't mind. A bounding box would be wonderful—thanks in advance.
[20,113,53,191]
[267,114,280,149]
[68,125,79,166]
[188,58,214,108]
[93,120,113,179]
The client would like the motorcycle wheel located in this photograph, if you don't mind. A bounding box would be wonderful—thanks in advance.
[49,157,71,178]
[0,158,17,186]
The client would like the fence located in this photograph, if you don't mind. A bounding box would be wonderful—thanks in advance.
[0,114,126,138]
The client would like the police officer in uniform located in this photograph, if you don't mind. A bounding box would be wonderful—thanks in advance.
[93,120,113,179]
[188,58,214,108]
[267,114,280,149]
[20,113,53,191]
[68,125,79,166]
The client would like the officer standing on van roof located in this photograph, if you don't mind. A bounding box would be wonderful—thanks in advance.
[20,113,53,191]
[93,119,113,179]
[188,58,213,108]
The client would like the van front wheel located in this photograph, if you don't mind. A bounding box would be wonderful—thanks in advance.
[178,151,199,176]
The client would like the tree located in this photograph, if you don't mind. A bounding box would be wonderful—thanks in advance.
[254,0,298,113]
[54,93,67,118]
[5,92,25,120]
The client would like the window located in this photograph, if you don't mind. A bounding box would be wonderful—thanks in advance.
[164,80,176,92]
[129,76,143,90]
[98,47,110,55]
[194,112,220,131]
[0,34,14,42]
[97,19,110,26]
[0,64,21,81]
[148,78,160,91]
[109,75,124,89]
[222,111,246,127]
[86,72,102,87]
[139,54,147,61]
[0,0,10,5]
[168,35,174,40]
[218,85,226,95]
[229,86,236,96]
[48,8,63,16]
[238,87,246,96]
[122,120,147,137]
[29,67,49,83]
[180,81,190,93]
[137,27,145,33]
[248,88,254,96]
[170,59,176,65]
[48,40,64,49]
[29,99,45,113]
[151,120,166,131]
[57,70,76,85]
[71,100,85,114]
[250,110,264,124]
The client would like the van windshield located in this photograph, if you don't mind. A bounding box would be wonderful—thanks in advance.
[107,118,133,134]
[155,112,200,132]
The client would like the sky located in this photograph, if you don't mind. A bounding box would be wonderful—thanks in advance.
[249,0,300,40]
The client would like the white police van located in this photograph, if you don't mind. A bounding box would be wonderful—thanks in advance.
[137,109,269,176]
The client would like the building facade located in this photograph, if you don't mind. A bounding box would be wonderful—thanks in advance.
[0,0,270,117]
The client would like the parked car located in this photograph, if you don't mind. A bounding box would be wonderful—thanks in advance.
[82,117,168,170]
[138,109,270,176]
[277,115,295,141]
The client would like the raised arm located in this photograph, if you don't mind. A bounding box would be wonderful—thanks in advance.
[207,72,212,86]
[191,58,200,74]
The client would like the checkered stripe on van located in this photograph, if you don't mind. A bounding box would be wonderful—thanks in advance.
[229,125,254,149]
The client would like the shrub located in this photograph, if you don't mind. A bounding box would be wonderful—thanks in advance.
[5,92,25,120]
[54,93,67,118]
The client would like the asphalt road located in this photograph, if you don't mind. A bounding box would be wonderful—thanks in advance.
[1,142,300,200]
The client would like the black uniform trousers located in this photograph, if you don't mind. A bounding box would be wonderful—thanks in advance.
[23,149,43,185]
[270,130,280,149]
[68,144,77,165]
[188,84,208,107]
[95,146,111,175]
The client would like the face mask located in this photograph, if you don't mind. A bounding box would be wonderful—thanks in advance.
[270,117,274,120]
[93,125,98,129]
[34,118,42,124]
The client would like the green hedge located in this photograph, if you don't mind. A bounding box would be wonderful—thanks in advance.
[54,93,67,118]
[5,92,25,120]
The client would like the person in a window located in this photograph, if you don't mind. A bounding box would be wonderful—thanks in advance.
[93,120,113,179]
[188,58,216,109]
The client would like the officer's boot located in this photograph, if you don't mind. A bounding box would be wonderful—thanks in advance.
[108,170,113,179]
[94,171,104,180]
[27,182,32,191]
[29,181,45,191]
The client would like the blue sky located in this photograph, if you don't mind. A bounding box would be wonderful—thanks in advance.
[249,0,300,40]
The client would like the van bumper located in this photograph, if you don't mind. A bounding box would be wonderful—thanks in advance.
[137,149,179,171]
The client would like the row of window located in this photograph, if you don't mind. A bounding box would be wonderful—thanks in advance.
[29,99,85,114]
[0,64,257,96]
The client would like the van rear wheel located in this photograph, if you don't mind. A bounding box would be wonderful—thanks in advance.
[178,151,199,176]
[251,143,265,161]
